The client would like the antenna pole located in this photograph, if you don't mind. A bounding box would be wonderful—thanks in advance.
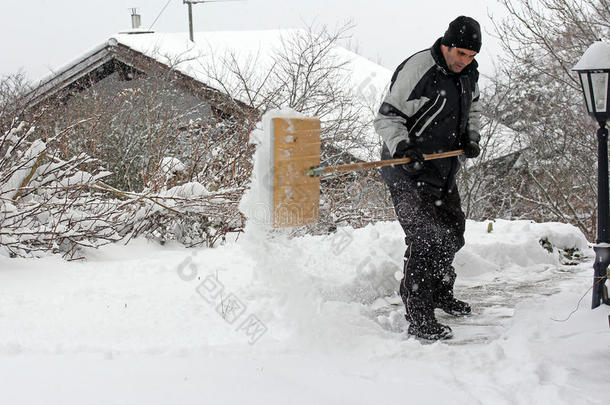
[183,0,244,42]
[187,2,194,41]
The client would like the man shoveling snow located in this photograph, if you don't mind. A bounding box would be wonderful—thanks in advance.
[375,16,483,340]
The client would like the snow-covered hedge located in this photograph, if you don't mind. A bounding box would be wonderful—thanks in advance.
[0,121,244,259]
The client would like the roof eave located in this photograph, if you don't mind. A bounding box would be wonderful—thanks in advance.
[23,39,255,117]
[24,42,117,109]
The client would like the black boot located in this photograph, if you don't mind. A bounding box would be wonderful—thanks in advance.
[408,320,453,341]
[437,297,471,317]
[404,299,453,341]
[433,266,471,316]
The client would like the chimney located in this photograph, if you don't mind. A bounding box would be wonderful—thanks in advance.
[130,8,141,29]
[119,8,153,34]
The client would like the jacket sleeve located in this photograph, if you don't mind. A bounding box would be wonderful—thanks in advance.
[373,60,431,157]
[466,81,481,143]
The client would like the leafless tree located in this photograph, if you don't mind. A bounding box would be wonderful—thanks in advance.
[459,0,609,239]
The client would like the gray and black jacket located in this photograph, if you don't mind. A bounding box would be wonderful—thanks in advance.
[375,38,481,197]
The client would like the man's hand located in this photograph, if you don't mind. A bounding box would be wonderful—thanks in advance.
[463,141,480,159]
[394,140,425,174]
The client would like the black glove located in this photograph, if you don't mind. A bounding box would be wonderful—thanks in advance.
[463,141,480,159]
[394,140,425,174]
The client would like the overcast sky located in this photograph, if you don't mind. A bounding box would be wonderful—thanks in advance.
[0,0,507,82]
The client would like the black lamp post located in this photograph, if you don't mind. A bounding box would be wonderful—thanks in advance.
[573,40,610,309]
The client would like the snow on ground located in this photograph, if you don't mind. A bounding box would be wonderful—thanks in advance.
[0,219,608,404]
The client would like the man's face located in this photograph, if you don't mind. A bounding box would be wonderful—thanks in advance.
[441,45,477,73]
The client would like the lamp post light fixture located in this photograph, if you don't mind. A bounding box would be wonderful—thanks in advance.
[572,40,610,309]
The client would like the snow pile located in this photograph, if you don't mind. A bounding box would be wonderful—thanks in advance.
[456,219,590,278]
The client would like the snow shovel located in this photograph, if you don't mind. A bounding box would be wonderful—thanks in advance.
[271,117,464,228]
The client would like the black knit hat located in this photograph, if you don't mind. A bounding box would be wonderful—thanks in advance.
[441,16,482,53]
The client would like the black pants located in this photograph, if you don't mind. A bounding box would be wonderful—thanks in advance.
[388,180,466,324]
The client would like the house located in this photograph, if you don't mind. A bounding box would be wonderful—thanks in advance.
[20,26,394,230]
[25,26,392,153]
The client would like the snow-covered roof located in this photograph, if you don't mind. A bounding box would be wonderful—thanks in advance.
[30,29,391,114]
[481,122,527,162]
[108,30,391,109]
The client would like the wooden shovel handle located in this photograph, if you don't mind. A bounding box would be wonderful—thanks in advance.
[306,149,464,177]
